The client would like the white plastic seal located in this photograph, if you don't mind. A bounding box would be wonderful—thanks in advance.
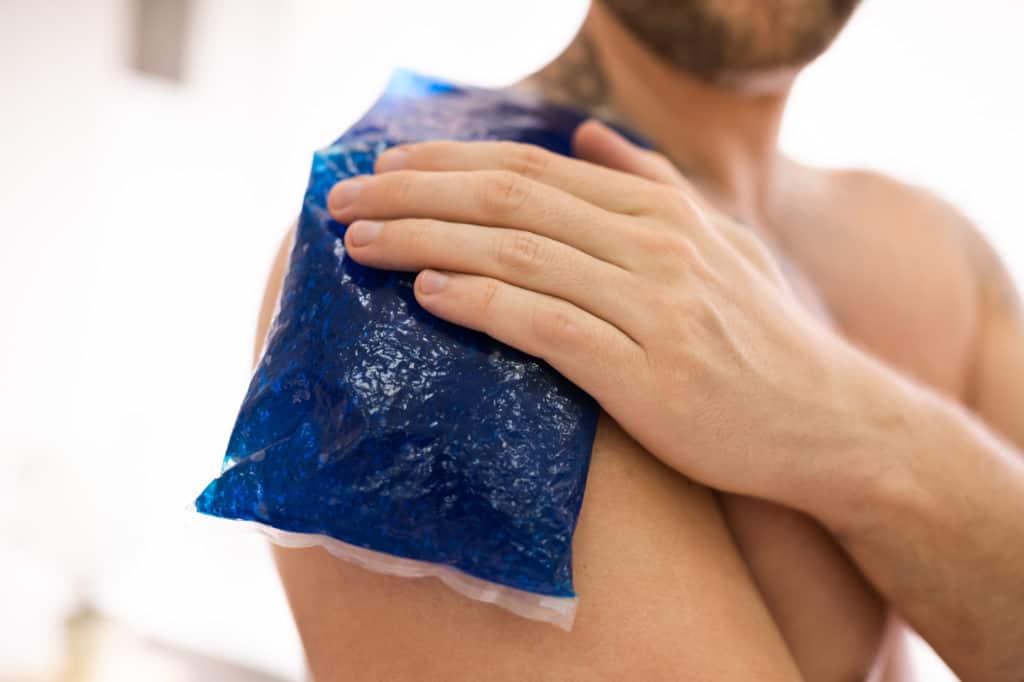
[193,511,578,630]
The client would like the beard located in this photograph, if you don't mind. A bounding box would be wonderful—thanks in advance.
[599,0,861,82]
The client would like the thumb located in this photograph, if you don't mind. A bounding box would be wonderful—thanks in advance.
[572,119,684,187]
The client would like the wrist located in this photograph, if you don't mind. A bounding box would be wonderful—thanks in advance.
[776,347,939,540]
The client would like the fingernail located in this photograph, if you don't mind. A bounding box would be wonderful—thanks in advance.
[347,220,382,247]
[329,179,363,211]
[418,269,449,294]
[376,149,408,172]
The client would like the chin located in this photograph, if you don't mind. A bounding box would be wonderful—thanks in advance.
[599,0,860,82]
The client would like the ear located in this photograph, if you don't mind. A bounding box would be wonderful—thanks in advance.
[572,119,684,187]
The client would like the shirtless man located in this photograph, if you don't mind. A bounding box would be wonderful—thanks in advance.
[259,2,1024,680]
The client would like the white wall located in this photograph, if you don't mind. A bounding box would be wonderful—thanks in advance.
[1,0,1017,678]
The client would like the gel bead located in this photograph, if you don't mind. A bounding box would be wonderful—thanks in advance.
[196,70,645,604]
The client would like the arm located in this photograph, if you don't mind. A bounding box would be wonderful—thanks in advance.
[255,228,804,682]
[807,225,1024,681]
[320,125,1023,679]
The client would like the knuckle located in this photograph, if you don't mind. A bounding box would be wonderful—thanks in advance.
[654,184,695,216]
[477,278,502,315]
[501,143,551,180]
[495,230,545,274]
[658,288,716,342]
[658,288,701,337]
[683,296,725,340]
[388,170,416,202]
[648,284,679,312]
[650,231,701,265]
[533,302,578,345]
[669,234,702,263]
[715,219,782,282]
[480,170,532,214]
[402,218,433,249]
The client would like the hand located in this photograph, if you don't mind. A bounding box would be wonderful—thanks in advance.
[325,120,881,503]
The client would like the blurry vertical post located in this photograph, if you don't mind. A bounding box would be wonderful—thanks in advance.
[129,0,193,82]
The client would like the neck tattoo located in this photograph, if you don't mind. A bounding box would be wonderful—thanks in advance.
[518,32,620,124]
[515,31,748,227]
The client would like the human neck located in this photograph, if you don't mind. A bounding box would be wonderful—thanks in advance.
[520,1,795,225]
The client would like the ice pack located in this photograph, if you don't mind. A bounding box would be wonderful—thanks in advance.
[195,70,632,629]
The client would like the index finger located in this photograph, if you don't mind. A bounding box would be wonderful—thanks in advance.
[374,140,664,215]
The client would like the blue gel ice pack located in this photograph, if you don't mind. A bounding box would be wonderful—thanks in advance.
[196,70,630,624]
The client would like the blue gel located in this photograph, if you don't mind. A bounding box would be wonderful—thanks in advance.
[196,70,641,598]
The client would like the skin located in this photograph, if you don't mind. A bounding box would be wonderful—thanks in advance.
[598,0,860,83]
[527,10,889,678]
[258,233,807,682]
[267,1,1024,680]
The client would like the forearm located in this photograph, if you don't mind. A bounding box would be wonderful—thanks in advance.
[786,358,1024,681]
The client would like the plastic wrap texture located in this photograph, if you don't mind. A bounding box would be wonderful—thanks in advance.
[195,71,618,624]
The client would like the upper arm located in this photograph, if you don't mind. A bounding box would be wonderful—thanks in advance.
[252,226,802,681]
[960,220,1024,446]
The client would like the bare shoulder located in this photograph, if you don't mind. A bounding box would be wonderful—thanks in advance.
[255,223,802,680]
[827,166,971,243]
[821,170,1024,445]
[778,161,974,261]
[828,167,1020,315]
[777,162,987,392]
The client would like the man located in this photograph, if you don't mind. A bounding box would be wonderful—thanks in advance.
[262,2,1024,679]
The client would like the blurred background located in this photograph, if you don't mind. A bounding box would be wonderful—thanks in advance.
[1,0,1020,679]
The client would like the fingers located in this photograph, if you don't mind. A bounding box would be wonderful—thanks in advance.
[373,138,664,215]
[572,119,686,188]
[708,214,790,287]
[571,120,718,223]
[573,120,738,264]
[413,270,647,403]
[344,217,646,332]
[328,170,648,270]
